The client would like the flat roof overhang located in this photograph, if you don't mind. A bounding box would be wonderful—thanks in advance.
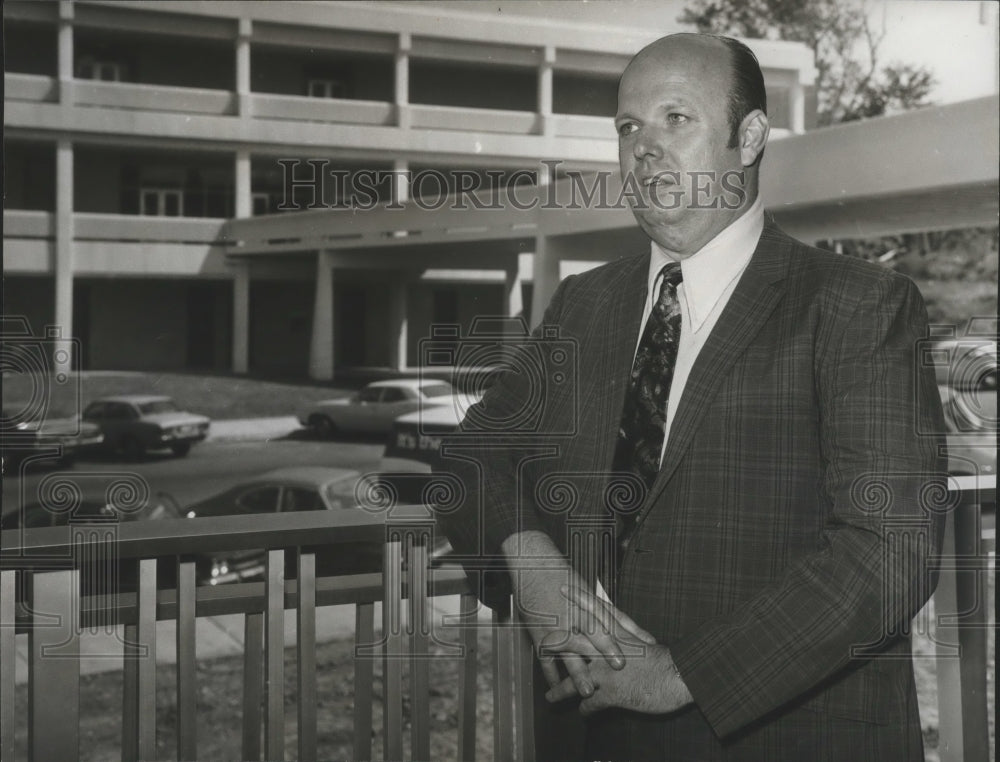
[222,95,999,258]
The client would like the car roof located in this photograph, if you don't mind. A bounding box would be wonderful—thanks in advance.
[366,378,450,390]
[246,466,358,488]
[89,395,174,405]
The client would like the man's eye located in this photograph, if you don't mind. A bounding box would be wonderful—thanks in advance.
[667,113,689,125]
[617,122,638,137]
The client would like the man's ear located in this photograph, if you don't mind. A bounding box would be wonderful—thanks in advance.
[739,110,769,166]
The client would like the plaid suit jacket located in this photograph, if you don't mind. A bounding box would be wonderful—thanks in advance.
[437,221,947,761]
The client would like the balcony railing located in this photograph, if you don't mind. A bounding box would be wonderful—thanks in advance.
[0,476,993,761]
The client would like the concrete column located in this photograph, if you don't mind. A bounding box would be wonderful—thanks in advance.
[789,79,805,134]
[505,261,523,319]
[395,33,411,129]
[53,140,74,376]
[530,235,560,331]
[235,150,252,218]
[58,1,74,104]
[309,251,335,380]
[393,158,410,205]
[236,18,252,117]
[232,263,250,373]
[537,45,555,136]
[388,280,409,370]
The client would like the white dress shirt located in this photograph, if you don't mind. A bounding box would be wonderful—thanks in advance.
[636,197,765,458]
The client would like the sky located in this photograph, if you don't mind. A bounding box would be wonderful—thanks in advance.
[417,0,999,105]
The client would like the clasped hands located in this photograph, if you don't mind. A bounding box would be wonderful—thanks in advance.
[514,569,693,717]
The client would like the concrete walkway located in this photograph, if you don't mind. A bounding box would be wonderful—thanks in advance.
[206,415,303,443]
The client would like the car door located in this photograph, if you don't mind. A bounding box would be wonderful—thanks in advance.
[373,386,420,431]
[342,386,385,432]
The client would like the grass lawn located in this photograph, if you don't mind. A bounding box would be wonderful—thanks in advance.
[1,371,358,421]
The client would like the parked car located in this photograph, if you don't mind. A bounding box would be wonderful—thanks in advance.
[1,493,181,530]
[298,378,474,437]
[0,409,104,471]
[182,466,380,584]
[935,339,997,477]
[82,395,210,458]
[372,404,471,512]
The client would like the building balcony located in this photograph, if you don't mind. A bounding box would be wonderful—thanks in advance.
[0,476,994,761]
[3,210,230,276]
[5,72,622,164]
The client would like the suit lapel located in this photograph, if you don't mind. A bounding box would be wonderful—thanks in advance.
[643,225,792,512]
[585,254,649,478]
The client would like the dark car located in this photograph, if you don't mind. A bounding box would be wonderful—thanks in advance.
[182,467,381,584]
[83,395,210,458]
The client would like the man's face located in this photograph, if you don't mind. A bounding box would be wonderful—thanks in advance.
[616,38,753,258]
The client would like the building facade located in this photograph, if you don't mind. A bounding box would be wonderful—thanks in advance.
[4,0,819,378]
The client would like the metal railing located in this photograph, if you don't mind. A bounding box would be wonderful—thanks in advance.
[0,506,534,761]
[1,475,994,761]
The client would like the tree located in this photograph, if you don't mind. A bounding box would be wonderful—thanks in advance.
[678,0,935,125]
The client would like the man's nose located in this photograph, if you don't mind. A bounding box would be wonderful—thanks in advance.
[632,130,663,161]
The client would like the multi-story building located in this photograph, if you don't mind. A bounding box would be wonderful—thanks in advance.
[1,0,848,379]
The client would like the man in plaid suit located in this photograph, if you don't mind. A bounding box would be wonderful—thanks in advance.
[437,33,946,761]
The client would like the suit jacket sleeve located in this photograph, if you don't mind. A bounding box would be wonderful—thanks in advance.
[434,275,575,565]
[670,270,948,737]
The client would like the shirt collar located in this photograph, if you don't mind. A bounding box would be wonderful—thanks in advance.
[648,196,764,333]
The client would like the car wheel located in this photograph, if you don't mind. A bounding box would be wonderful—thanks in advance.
[170,442,191,457]
[310,415,337,439]
[121,435,145,461]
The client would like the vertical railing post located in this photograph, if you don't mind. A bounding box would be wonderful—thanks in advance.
[492,600,516,762]
[456,593,479,762]
[406,526,431,762]
[242,612,264,761]
[935,479,992,762]
[382,531,405,761]
[353,603,376,762]
[297,550,318,762]
[136,558,158,762]
[0,570,16,760]
[176,558,198,761]
[29,569,80,761]
[264,549,285,761]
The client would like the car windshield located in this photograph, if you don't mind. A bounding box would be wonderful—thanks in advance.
[138,399,179,414]
[323,474,360,508]
[419,383,454,398]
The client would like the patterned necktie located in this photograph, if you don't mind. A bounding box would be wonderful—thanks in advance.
[612,262,684,540]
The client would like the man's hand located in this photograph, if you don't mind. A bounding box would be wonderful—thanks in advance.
[544,641,694,716]
[544,583,694,716]
[501,531,655,698]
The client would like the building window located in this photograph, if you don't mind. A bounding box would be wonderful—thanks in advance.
[306,78,346,99]
[77,58,124,82]
[140,188,183,217]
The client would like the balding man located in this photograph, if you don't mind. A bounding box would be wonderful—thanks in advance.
[437,33,945,761]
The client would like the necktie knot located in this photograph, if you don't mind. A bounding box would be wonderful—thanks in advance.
[656,262,683,304]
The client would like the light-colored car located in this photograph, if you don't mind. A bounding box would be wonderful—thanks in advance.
[298,378,473,436]
[83,395,210,459]
[1,409,104,469]
[935,339,997,476]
